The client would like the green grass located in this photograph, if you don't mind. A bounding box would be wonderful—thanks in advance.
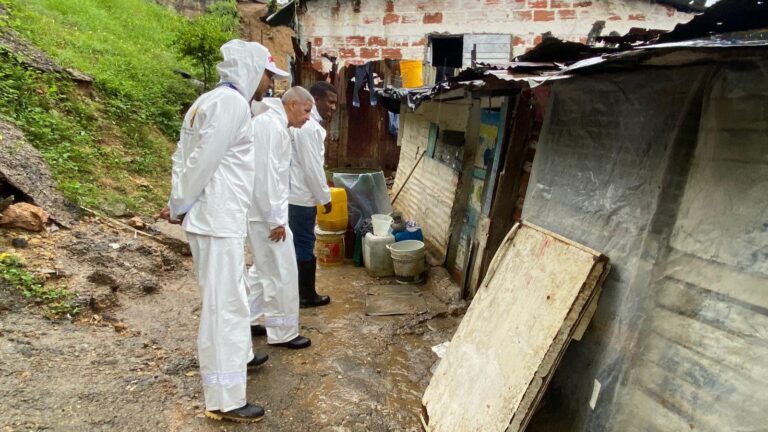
[0,252,79,318]
[0,0,225,214]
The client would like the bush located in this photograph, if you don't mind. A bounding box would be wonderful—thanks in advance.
[173,0,240,90]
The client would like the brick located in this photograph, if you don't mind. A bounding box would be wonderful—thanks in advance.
[533,10,555,21]
[423,12,443,24]
[368,36,388,46]
[512,35,526,46]
[528,0,547,7]
[386,0,395,12]
[579,36,588,44]
[628,13,646,21]
[313,37,323,47]
[608,14,621,20]
[363,15,379,24]
[383,13,400,24]
[401,14,420,24]
[382,48,403,59]
[347,59,365,66]
[339,48,356,58]
[360,47,380,58]
[573,0,592,6]
[391,37,410,47]
[485,0,502,4]
[550,0,571,7]
[346,36,366,46]
[411,37,427,46]
[558,9,576,19]
[534,35,543,45]
[506,0,527,7]
[514,10,533,20]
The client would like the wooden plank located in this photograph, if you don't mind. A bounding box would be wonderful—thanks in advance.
[422,222,608,432]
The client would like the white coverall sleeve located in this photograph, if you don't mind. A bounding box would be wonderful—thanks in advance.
[169,97,244,219]
[294,125,332,205]
[251,119,286,228]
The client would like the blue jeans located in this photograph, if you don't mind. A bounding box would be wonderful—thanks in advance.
[288,204,317,262]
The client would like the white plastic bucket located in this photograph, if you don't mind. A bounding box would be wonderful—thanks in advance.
[387,240,426,284]
[371,214,393,236]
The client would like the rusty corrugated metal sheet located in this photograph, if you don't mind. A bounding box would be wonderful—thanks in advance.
[392,112,459,264]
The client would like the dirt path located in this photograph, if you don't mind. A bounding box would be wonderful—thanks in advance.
[0,221,462,431]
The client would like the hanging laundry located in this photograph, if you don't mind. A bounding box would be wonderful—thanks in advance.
[352,62,377,108]
[388,112,399,136]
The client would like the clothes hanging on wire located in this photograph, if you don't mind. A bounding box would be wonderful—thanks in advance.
[388,112,399,136]
[352,62,377,108]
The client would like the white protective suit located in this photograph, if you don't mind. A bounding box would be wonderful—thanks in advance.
[288,105,331,207]
[246,98,300,344]
[169,40,269,413]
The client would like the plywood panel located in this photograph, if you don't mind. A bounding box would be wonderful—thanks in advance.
[422,222,608,432]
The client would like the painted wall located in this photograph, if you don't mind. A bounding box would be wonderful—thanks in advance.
[299,0,693,70]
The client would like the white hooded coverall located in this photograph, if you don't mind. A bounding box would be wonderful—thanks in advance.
[288,105,331,208]
[246,98,300,344]
[168,40,268,413]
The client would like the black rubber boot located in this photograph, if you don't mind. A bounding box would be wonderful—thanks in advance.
[205,403,265,423]
[298,258,330,308]
[247,352,269,370]
[250,324,266,337]
[270,335,311,349]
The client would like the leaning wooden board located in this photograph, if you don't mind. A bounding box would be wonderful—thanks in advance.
[422,221,609,432]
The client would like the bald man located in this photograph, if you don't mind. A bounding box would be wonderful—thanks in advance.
[246,87,315,349]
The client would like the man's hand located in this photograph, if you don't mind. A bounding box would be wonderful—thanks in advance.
[269,226,286,242]
[156,206,184,225]
[322,202,332,214]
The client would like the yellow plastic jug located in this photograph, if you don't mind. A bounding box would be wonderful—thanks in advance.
[316,187,348,232]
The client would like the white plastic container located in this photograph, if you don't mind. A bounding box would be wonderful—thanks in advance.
[371,214,393,236]
[387,240,427,284]
[363,232,395,277]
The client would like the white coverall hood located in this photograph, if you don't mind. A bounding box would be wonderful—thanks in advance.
[217,40,269,101]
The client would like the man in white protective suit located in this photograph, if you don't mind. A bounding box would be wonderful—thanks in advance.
[160,40,290,423]
[247,86,315,349]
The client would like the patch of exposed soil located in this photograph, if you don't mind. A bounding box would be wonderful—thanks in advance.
[0,219,462,431]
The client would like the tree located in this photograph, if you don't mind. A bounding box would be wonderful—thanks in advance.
[173,2,239,91]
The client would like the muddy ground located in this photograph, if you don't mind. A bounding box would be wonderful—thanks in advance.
[0,219,463,431]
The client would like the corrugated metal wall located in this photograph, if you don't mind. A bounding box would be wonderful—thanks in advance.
[392,110,461,264]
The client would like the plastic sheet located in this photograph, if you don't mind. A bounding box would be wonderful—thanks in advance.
[331,169,392,231]
[522,60,768,431]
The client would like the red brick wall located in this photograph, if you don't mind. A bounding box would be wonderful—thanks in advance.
[300,0,691,69]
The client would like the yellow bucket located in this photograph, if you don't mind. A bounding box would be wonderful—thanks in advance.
[400,60,424,88]
[315,226,345,266]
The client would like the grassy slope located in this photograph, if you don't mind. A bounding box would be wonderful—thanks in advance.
[1,0,201,214]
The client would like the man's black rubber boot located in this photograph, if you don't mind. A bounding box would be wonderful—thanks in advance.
[298,258,331,308]
[205,403,265,423]
[270,335,311,349]
[251,324,266,337]
[247,352,269,370]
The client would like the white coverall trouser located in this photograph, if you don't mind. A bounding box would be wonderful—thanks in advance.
[187,233,254,412]
[246,221,300,344]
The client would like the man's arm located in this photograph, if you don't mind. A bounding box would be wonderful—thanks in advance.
[251,118,287,238]
[169,95,246,219]
[294,124,332,207]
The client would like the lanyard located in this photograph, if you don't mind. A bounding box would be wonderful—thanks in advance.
[217,81,240,93]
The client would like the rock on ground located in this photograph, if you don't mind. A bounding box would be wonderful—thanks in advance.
[0,202,49,232]
[0,120,80,227]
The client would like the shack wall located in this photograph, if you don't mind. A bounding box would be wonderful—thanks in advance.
[522,61,768,431]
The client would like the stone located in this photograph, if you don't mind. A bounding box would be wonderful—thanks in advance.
[11,237,28,248]
[126,216,145,229]
[0,202,49,232]
[0,120,79,226]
